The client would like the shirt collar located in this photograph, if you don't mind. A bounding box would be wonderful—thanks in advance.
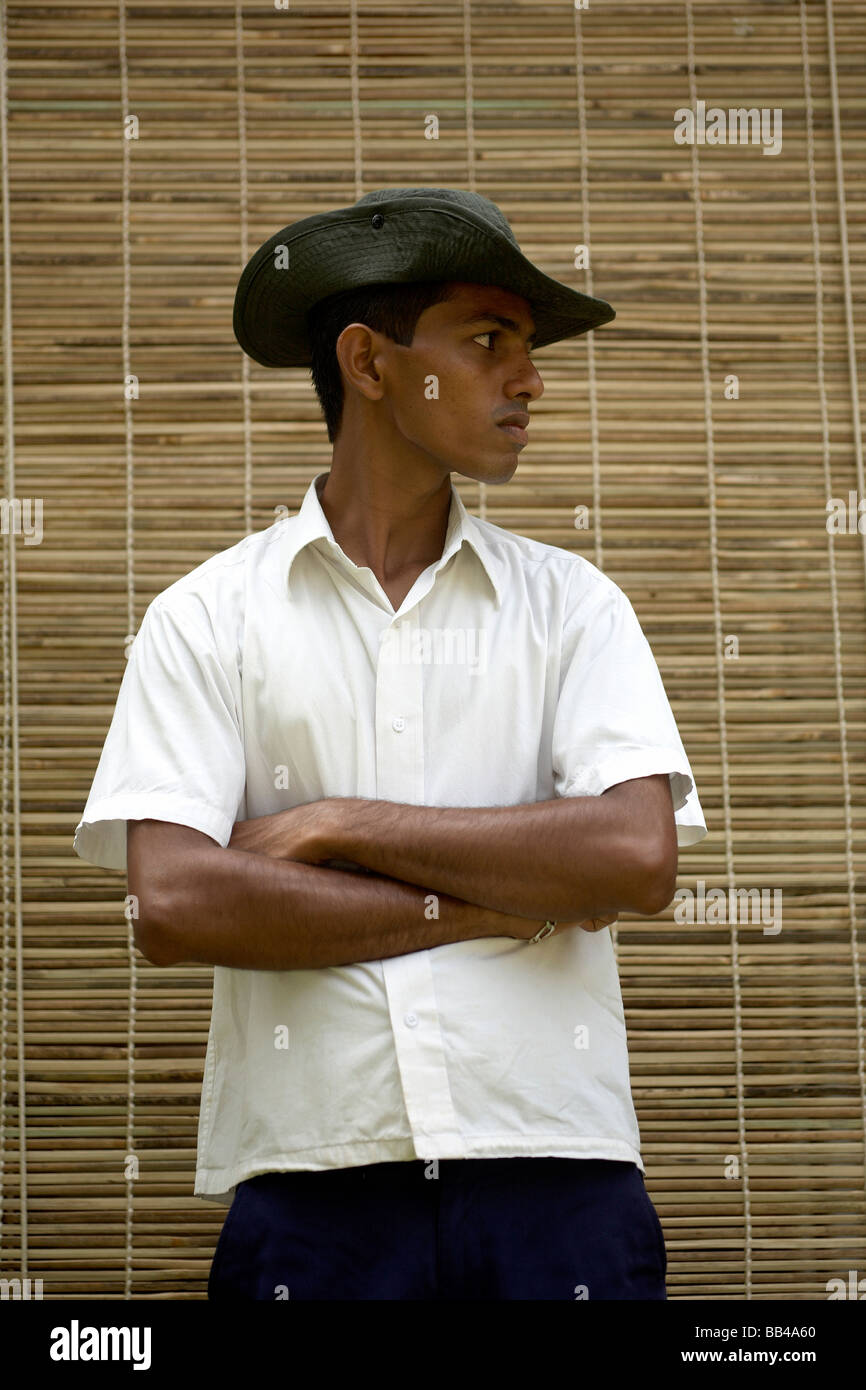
[283,472,505,608]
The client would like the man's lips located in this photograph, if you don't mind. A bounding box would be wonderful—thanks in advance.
[497,415,530,446]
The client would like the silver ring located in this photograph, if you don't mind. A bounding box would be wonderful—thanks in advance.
[529,920,557,944]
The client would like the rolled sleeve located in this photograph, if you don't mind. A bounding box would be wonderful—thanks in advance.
[73,595,246,872]
[552,570,708,849]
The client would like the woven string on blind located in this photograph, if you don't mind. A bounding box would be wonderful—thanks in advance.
[0,0,864,1300]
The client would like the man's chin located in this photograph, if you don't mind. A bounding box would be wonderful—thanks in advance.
[450,458,520,487]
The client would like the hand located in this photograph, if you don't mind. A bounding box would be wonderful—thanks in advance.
[576,912,619,933]
[508,912,619,941]
[229,799,344,863]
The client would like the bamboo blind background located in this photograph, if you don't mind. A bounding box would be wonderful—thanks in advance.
[1,0,864,1300]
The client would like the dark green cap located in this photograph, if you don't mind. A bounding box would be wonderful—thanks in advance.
[233,186,615,368]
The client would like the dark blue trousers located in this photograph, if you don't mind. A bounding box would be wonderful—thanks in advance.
[207,1157,667,1301]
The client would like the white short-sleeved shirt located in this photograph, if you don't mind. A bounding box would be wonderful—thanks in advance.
[74,470,708,1204]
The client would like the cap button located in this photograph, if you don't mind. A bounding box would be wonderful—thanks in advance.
[371,212,385,229]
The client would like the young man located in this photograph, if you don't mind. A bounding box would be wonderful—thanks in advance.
[74,186,707,1301]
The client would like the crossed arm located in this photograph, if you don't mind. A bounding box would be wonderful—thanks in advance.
[129,773,678,969]
[228,773,679,922]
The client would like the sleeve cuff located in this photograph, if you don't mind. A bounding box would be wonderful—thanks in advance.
[557,748,708,848]
[73,794,236,872]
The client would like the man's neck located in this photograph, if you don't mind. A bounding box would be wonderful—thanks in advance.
[317,455,453,585]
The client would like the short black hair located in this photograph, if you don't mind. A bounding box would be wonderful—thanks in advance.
[307,280,460,443]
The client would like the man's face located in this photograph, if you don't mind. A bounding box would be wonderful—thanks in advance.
[376,281,545,485]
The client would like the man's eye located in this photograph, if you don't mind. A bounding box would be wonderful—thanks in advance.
[472,330,536,360]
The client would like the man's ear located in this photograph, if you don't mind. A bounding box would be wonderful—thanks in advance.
[335,323,386,403]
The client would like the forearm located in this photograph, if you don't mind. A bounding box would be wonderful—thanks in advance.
[329,793,660,921]
[154,844,535,970]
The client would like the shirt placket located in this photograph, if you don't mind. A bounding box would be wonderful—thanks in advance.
[376,605,465,1157]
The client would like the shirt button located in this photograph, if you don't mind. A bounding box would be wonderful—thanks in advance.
[404,1012,418,1027]
[392,716,405,732]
